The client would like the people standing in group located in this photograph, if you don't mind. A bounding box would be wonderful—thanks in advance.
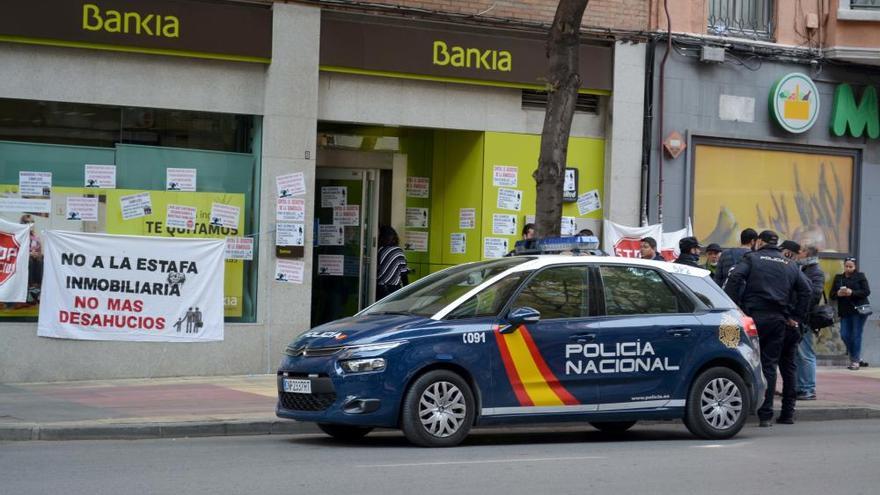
[715,228,758,287]
[674,237,702,268]
[830,257,872,370]
[794,244,825,400]
[724,230,811,427]
[639,236,666,261]
[703,243,723,277]
[376,226,410,300]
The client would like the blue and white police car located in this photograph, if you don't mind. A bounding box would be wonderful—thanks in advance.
[277,237,766,447]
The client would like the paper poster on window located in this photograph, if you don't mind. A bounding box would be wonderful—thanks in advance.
[561,216,577,236]
[84,165,117,189]
[276,222,305,247]
[19,171,52,197]
[0,197,51,214]
[493,165,518,187]
[276,197,305,222]
[66,197,98,222]
[321,186,347,208]
[406,207,429,228]
[317,254,344,276]
[492,213,517,236]
[406,177,430,198]
[276,172,306,198]
[165,204,197,230]
[120,192,153,220]
[333,205,360,226]
[225,237,253,261]
[166,168,197,192]
[210,203,240,229]
[483,237,509,259]
[275,259,304,284]
[497,188,522,211]
[318,224,344,246]
[450,233,466,254]
[459,208,476,229]
[404,231,428,252]
[577,189,602,216]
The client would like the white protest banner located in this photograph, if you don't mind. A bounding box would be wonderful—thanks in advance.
[84,165,117,189]
[210,203,240,229]
[0,219,30,303]
[492,165,518,187]
[318,224,344,246]
[120,192,153,220]
[496,188,522,211]
[459,208,476,229]
[406,177,430,198]
[225,237,254,260]
[406,207,429,228]
[166,168,197,191]
[483,237,509,259]
[404,231,428,252]
[275,259,304,283]
[577,189,602,216]
[37,231,225,342]
[19,171,52,197]
[166,204,197,230]
[321,187,347,208]
[450,233,466,254]
[492,213,517,236]
[0,197,51,214]
[276,222,305,246]
[333,205,360,226]
[317,254,344,276]
[276,172,306,198]
[276,197,305,222]
[66,197,98,221]
[602,220,663,258]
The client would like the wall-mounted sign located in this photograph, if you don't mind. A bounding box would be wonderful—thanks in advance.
[831,83,879,139]
[769,73,820,134]
[563,168,578,202]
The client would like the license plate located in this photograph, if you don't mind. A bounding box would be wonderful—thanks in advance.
[283,378,311,394]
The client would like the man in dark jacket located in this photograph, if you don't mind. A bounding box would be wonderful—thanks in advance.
[674,237,702,268]
[794,244,825,400]
[714,228,758,287]
[724,230,811,427]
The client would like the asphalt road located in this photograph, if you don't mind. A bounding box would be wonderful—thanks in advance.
[2,420,878,495]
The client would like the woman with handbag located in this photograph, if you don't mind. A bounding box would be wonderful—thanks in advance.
[830,257,872,370]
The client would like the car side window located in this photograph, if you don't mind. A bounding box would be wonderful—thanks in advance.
[599,265,683,316]
[511,266,590,319]
[446,272,528,319]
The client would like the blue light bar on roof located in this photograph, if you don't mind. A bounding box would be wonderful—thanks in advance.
[513,236,603,256]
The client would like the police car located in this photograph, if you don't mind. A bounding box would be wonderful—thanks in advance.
[277,237,766,447]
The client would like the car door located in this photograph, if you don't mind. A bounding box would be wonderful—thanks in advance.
[491,264,599,412]
[591,264,700,409]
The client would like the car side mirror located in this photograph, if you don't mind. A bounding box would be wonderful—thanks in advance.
[502,307,541,333]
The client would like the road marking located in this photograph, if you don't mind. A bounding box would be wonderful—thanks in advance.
[356,456,605,468]
[692,441,751,449]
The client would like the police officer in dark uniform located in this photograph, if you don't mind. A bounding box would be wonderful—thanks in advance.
[723,230,811,427]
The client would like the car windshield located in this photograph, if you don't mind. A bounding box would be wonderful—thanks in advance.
[362,257,532,317]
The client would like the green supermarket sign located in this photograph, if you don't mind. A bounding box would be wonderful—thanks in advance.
[769,73,820,133]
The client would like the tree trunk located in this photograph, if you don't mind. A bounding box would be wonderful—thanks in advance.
[533,0,589,238]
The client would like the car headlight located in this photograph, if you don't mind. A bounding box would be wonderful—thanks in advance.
[339,358,386,373]
[339,340,407,358]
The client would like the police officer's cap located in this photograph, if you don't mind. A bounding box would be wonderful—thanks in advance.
[758,230,779,245]
[780,240,801,253]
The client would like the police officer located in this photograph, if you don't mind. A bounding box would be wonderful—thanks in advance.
[723,230,811,427]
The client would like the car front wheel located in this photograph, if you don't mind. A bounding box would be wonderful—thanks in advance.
[684,367,749,440]
[400,370,475,447]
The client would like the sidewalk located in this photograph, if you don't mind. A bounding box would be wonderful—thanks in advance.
[2,368,880,441]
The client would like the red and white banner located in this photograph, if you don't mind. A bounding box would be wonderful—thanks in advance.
[0,219,30,302]
[38,231,225,342]
[602,220,662,258]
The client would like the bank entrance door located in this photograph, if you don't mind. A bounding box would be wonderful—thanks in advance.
[311,168,380,327]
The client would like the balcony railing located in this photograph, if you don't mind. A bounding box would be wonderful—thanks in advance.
[707,0,774,40]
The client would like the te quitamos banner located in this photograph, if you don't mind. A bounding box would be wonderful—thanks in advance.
[38,231,225,342]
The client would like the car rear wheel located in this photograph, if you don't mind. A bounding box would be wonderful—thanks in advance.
[684,367,749,440]
[317,423,373,441]
[589,421,637,433]
[401,370,475,447]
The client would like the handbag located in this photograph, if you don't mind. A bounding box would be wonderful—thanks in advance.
[809,292,835,330]
[856,304,873,316]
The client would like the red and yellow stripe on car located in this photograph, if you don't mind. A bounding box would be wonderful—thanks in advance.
[494,325,579,407]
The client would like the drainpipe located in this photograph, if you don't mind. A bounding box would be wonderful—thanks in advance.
[640,37,656,227]
[656,0,672,224]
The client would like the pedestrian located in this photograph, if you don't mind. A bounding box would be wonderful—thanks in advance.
[724,230,811,427]
[795,244,825,400]
[830,257,872,370]
[522,223,536,241]
[639,236,665,261]
[376,225,409,300]
[715,228,758,287]
[704,243,723,277]
[674,236,702,268]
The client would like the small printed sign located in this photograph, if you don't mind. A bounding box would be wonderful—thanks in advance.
[225,237,254,260]
[492,213,517,236]
[165,204,197,230]
[577,189,602,216]
[276,172,306,198]
[563,168,578,202]
[65,197,98,221]
[561,216,577,236]
[321,186,347,208]
[120,192,153,220]
[0,197,51,214]
[318,254,344,276]
[406,207,429,228]
[497,188,522,211]
[19,171,52,197]
[483,237,509,259]
[210,203,240,229]
[166,168,197,192]
[404,231,428,252]
[333,205,360,226]
[493,165,518,187]
[459,208,476,229]
[84,164,117,189]
[450,233,466,254]
[318,224,344,246]
[275,259,305,284]
[276,197,305,222]
[276,222,305,247]
[406,177,430,198]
